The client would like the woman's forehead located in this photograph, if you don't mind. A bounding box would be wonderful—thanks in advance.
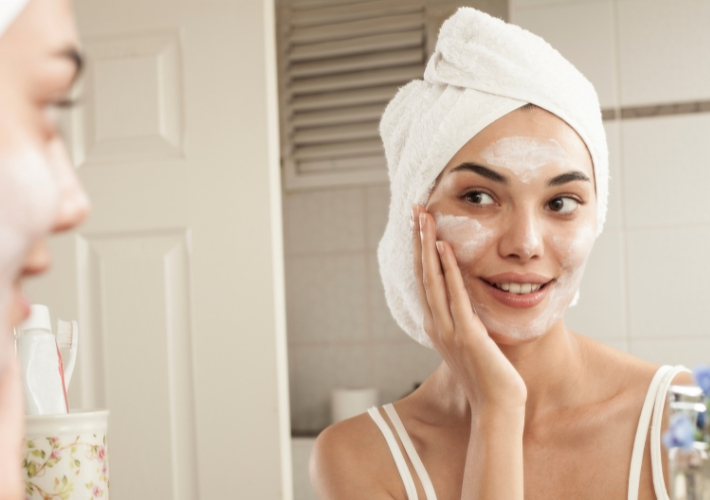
[444,107,595,179]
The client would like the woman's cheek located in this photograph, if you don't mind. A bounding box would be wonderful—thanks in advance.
[434,213,496,265]
[551,225,596,271]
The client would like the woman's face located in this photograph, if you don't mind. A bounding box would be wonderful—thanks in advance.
[0,1,88,497]
[425,107,597,345]
[0,0,88,337]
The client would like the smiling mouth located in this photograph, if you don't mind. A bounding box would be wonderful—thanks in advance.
[483,280,553,295]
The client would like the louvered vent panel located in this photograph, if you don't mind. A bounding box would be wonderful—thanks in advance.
[280,0,426,189]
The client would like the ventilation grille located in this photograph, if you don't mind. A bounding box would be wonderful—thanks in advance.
[279,0,426,189]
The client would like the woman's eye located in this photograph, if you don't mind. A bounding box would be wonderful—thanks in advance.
[548,197,578,214]
[464,191,494,205]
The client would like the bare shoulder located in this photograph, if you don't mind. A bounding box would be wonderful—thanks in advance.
[588,337,693,387]
[310,412,401,500]
[580,336,661,392]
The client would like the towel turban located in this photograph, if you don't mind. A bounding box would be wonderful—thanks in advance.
[378,7,609,348]
[0,0,29,38]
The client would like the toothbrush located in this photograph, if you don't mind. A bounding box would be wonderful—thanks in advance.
[56,319,78,389]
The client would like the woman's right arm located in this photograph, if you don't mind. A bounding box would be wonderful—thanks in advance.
[413,206,526,500]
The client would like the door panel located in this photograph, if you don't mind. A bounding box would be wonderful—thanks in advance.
[24,0,292,498]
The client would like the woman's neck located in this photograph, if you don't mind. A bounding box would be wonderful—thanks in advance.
[423,320,590,425]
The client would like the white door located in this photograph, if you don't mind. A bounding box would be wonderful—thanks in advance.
[24,0,293,498]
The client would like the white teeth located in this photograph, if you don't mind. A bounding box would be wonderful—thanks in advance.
[494,282,543,294]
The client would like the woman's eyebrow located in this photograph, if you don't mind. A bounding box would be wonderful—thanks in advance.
[547,171,590,186]
[450,162,508,184]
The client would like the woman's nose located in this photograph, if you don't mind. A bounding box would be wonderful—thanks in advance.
[499,213,544,262]
[48,137,90,233]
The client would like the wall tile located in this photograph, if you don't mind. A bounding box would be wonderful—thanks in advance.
[283,187,365,255]
[512,1,618,108]
[369,253,409,342]
[627,226,710,339]
[565,230,626,341]
[604,120,623,232]
[365,185,391,250]
[286,254,367,342]
[618,0,710,106]
[622,113,710,228]
[630,339,710,367]
[289,344,370,431]
[372,342,442,405]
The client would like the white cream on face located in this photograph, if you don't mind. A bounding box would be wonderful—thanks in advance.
[0,148,59,374]
[435,213,495,263]
[472,224,595,342]
[435,209,595,342]
[481,137,569,184]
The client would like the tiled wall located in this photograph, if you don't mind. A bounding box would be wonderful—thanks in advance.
[284,186,442,431]
[285,0,710,432]
[510,0,710,362]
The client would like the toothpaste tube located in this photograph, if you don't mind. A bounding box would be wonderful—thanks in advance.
[16,304,68,415]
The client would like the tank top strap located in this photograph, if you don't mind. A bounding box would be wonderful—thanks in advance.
[627,364,690,500]
[368,407,418,500]
[383,404,438,500]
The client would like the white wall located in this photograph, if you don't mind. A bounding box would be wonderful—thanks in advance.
[511,0,710,364]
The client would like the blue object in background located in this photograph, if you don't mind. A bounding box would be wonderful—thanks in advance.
[693,365,710,397]
[663,413,696,450]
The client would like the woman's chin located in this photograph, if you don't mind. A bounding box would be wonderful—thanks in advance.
[7,285,30,330]
[486,327,546,345]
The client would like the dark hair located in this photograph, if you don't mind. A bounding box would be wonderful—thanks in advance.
[519,103,540,112]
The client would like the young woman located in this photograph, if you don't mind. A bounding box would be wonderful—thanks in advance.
[311,8,689,500]
[0,1,89,498]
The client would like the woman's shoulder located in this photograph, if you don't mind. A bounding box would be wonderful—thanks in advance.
[582,336,693,396]
[310,410,403,500]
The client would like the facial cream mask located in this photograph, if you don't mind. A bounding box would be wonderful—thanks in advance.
[435,213,494,263]
[472,224,595,341]
[434,209,595,343]
[481,137,569,184]
[0,148,60,377]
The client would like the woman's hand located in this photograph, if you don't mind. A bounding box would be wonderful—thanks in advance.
[412,205,527,413]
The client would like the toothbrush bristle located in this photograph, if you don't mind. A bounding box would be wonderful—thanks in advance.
[56,320,74,348]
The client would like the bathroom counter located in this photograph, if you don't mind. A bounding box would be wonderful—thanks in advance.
[292,437,318,500]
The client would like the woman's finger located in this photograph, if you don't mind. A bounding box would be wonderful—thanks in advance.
[436,239,483,335]
[411,205,434,325]
[419,211,454,336]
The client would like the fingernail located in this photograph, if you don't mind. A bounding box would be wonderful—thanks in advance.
[436,241,444,255]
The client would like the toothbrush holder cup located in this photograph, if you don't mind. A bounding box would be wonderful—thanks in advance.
[22,409,110,500]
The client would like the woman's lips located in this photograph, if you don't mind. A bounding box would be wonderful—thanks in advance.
[481,278,552,309]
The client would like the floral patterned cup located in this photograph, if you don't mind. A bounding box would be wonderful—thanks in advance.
[23,409,110,500]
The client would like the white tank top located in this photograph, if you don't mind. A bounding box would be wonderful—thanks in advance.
[367,365,688,500]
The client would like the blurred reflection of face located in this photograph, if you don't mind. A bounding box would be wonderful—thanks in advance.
[426,107,597,346]
[0,0,89,498]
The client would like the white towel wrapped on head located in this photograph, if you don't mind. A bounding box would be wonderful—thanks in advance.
[378,7,609,348]
[0,0,29,38]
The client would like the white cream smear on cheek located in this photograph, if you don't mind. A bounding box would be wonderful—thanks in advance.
[466,225,596,342]
[0,149,59,374]
[481,137,570,184]
[434,213,495,263]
